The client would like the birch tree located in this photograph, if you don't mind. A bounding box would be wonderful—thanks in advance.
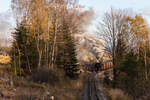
[11,0,94,75]
[96,8,130,86]
[127,15,150,80]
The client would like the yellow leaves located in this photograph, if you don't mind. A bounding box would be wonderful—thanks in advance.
[0,55,11,64]
[135,15,145,24]
[21,0,50,41]
[128,15,149,36]
[127,16,136,25]
[127,14,150,49]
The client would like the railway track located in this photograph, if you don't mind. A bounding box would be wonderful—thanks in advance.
[83,72,108,100]
[82,60,113,100]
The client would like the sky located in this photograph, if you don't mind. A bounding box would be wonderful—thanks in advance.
[1,0,150,37]
[79,0,150,32]
[0,0,11,13]
[1,0,150,13]
[79,0,150,13]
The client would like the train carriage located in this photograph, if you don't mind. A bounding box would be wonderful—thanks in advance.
[95,60,113,72]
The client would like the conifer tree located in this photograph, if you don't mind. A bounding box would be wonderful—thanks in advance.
[11,24,38,74]
[117,51,146,98]
[56,19,79,78]
[64,32,78,78]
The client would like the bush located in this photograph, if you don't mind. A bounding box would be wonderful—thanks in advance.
[31,68,59,85]
[108,89,131,100]
[104,71,113,86]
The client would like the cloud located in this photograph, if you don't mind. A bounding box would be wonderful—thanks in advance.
[0,10,13,38]
[140,9,150,16]
[0,10,14,47]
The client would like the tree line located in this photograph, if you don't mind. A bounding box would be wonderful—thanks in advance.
[97,8,150,99]
[10,0,93,78]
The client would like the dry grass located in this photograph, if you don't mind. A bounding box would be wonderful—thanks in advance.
[14,79,47,89]
[29,67,85,100]
[107,89,131,100]
[0,55,11,64]
[0,65,85,100]
[31,68,59,85]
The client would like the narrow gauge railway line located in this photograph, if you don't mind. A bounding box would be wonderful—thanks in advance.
[83,60,113,100]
